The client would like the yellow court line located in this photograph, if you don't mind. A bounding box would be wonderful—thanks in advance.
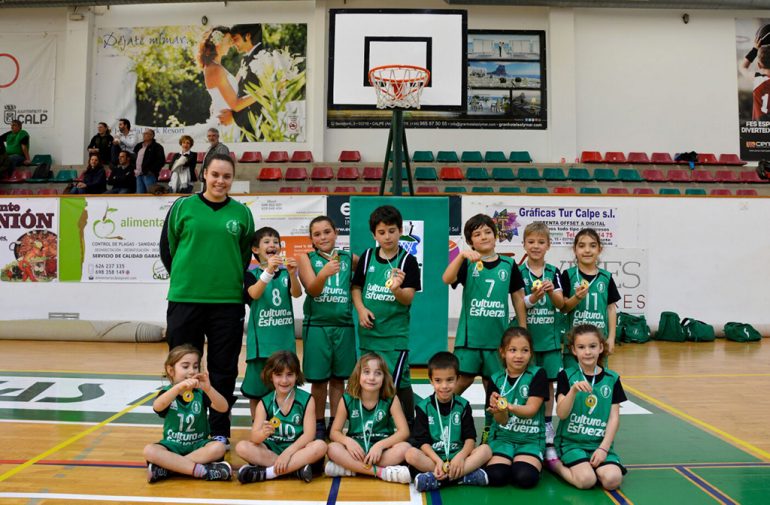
[624,373,770,379]
[674,468,737,505]
[624,384,770,462]
[0,390,159,483]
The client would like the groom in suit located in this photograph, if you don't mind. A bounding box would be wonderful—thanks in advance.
[227,24,263,141]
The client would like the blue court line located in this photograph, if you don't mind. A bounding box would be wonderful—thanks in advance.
[326,476,340,505]
[675,466,738,505]
[608,489,629,505]
[429,489,442,505]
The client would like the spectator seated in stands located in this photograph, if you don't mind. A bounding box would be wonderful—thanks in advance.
[0,119,31,178]
[133,128,166,194]
[200,127,229,192]
[105,150,136,194]
[70,154,107,195]
[87,122,114,166]
[169,135,197,193]
[111,118,139,167]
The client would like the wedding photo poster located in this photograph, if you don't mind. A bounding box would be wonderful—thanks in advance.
[93,23,306,144]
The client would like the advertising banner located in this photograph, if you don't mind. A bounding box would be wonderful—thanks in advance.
[0,198,58,282]
[737,18,770,160]
[0,33,56,128]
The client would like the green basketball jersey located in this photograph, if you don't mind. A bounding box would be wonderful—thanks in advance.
[343,392,395,451]
[303,250,353,326]
[489,366,546,445]
[159,387,209,448]
[246,268,296,360]
[566,267,612,334]
[358,248,411,351]
[261,388,310,453]
[555,367,619,449]
[520,262,564,352]
[416,394,469,460]
[456,256,515,349]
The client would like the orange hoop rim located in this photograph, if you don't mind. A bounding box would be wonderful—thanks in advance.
[368,64,431,85]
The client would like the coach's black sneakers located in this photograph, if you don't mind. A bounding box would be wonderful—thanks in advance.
[205,461,232,481]
[296,463,313,483]
[238,464,267,483]
[147,463,170,483]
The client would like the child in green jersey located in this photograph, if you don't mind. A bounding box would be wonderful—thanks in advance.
[485,328,549,488]
[297,216,359,440]
[143,344,232,483]
[560,229,621,368]
[548,325,627,491]
[236,351,327,484]
[352,205,421,426]
[519,222,565,447]
[325,353,412,484]
[406,352,491,492]
[242,227,302,414]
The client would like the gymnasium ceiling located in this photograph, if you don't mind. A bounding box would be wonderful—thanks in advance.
[2,0,770,8]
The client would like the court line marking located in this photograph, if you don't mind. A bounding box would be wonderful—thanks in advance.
[0,390,158,483]
[326,476,340,505]
[0,494,416,505]
[606,489,632,505]
[624,373,770,379]
[626,462,770,469]
[624,384,770,462]
[674,466,738,505]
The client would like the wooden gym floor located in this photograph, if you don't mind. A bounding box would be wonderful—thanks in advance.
[0,338,768,505]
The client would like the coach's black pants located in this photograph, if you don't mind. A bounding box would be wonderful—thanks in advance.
[166,302,244,438]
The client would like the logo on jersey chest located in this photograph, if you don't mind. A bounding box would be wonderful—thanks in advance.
[600,384,611,399]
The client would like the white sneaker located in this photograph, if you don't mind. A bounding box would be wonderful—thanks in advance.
[545,422,555,445]
[324,461,354,477]
[381,465,411,484]
[544,446,559,471]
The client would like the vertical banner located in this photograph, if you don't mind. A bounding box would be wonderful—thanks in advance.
[93,24,306,144]
[350,196,449,363]
[0,198,58,282]
[0,33,56,128]
[736,18,770,160]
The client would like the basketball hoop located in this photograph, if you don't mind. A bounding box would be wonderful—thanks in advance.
[368,65,430,109]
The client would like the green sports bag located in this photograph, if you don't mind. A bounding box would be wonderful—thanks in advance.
[654,311,686,342]
[681,318,716,342]
[617,312,651,344]
[723,322,762,342]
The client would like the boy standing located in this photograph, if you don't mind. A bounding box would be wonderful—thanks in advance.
[405,352,491,492]
[352,205,420,425]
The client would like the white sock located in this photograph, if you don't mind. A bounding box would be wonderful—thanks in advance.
[265,466,277,480]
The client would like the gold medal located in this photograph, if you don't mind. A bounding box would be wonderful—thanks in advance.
[363,463,372,470]
[181,390,194,402]
[331,254,339,262]
[269,416,281,428]
[585,394,598,409]
[580,279,590,289]
[476,260,484,271]
[497,397,508,411]
[385,278,393,288]
[442,461,451,473]
[532,279,543,290]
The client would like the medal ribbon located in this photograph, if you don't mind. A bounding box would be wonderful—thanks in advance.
[580,366,599,414]
[499,371,524,406]
[358,399,376,453]
[272,388,295,420]
[433,395,454,463]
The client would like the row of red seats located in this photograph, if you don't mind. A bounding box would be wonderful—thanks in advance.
[163,150,363,164]
[580,151,746,165]
[642,169,764,183]
[258,166,383,181]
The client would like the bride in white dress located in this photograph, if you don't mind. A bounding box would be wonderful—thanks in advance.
[197,27,257,141]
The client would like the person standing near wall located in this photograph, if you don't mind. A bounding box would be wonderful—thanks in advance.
[160,153,255,447]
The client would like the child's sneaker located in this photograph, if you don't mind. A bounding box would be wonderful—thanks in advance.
[460,468,488,486]
[544,446,560,471]
[324,461,355,477]
[205,461,232,481]
[381,465,411,484]
[211,435,231,451]
[146,463,169,483]
[414,472,440,492]
[237,464,266,483]
[296,463,313,483]
[545,422,555,445]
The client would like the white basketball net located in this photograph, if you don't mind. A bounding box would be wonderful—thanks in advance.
[368,65,430,109]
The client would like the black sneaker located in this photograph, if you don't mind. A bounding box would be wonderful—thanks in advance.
[205,461,232,481]
[237,464,267,484]
[147,463,169,483]
[296,463,313,483]
[315,420,326,441]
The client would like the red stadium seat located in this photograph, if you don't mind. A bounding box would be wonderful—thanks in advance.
[196,152,206,163]
[337,166,360,180]
[37,188,60,195]
[229,152,237,163]
[285,167,309,181]
[650,152,675,164]
[439,166,464,180]
[339,150,362,162]
[158,168,172,182]
[266,151,289,163]
[258,167,282,181]
[736,189,758,196]
[165,152,178,164]
[362,166,383,180]
[718,153,746,166]
[11,188,33,195]
[627,152,651,164]
[239,151,263,163]
[417,185,439,193]
[310,166,334,180]
[333,186,356,193]
[361,186,379,193]
[714,170,738,183]
[691,170,715,183]
[710,189,732,195]
[604,152,627,163]
[553,186,576,194]
[4,170,31,183]
[306,185,329,193]
[697,153,718,165]
[580,151,602,163]
[667,169,691,182]
[739,170,764,183]
[290,150,313,163]
[279,186,301,193]
[607,187,630,194]
[641,169,666,182]
[633,188,655,195]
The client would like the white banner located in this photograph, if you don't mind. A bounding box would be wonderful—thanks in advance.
[0,33,56,128]
[0,198,59,282]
